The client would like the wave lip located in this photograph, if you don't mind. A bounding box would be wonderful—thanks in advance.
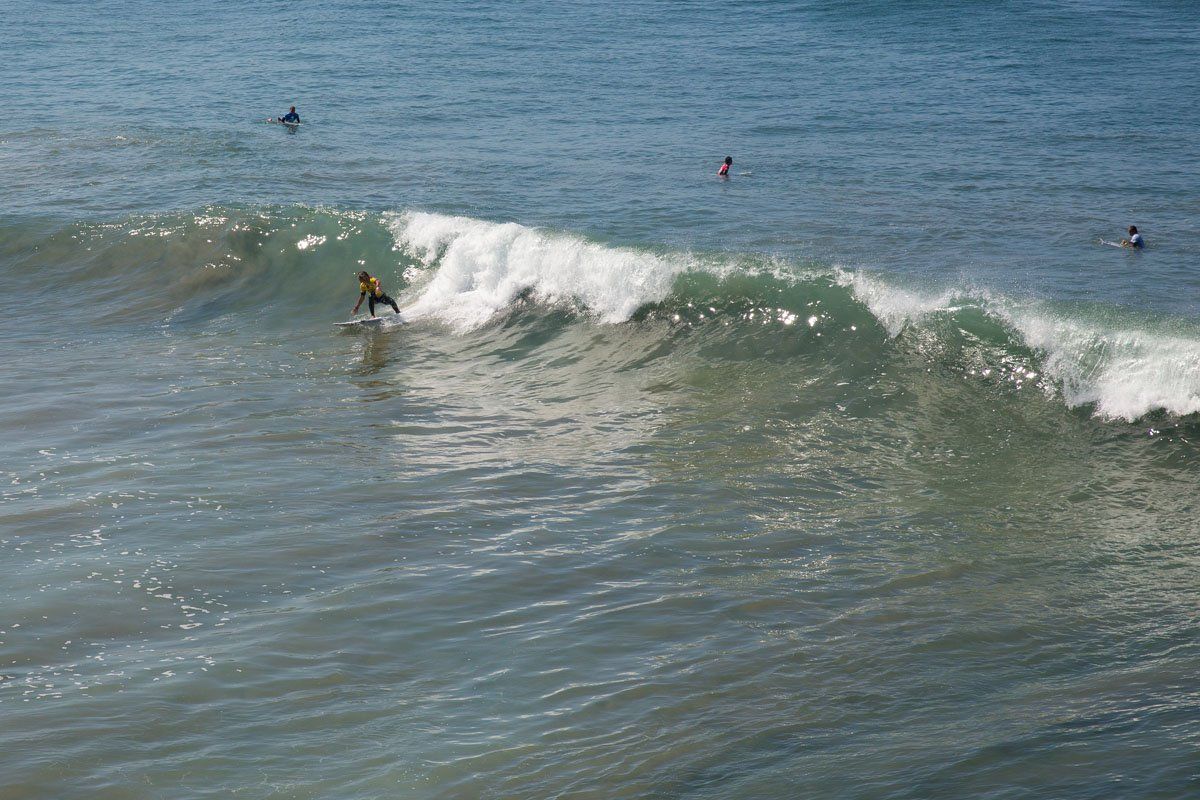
[387,211,691,331]
[841,269,1200,422]
[1010,311,1200,421]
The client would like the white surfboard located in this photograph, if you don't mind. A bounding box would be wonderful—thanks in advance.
[334,317,388,329]
[266,118,301,127]
[1099,239,1124,248]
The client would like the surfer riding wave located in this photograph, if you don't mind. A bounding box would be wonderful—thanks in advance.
[352,270,401,318]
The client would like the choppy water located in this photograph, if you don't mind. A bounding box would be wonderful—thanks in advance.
[4,2,1200,798]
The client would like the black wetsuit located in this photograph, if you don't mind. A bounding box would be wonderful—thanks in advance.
[360,278,400,316]
[368,291,400,317]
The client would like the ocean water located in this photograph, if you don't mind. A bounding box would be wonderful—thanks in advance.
[3,1,1200,798]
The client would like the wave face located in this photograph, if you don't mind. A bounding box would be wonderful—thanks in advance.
[388,210,1200,422]
[4,206,1200,422]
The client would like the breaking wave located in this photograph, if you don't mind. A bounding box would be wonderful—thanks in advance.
[4,205,1200,422]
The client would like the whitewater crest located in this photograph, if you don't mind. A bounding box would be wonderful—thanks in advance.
[386,211,693,331]
[1010,312,1200,420]
[839,269,1200,421]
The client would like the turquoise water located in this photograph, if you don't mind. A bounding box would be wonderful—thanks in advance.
[4,3,1200,798]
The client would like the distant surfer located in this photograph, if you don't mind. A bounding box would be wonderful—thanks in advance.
[276,106,300,124]
[352,271,401,318]
[1120,225,1145,249]
[718,156,732,177]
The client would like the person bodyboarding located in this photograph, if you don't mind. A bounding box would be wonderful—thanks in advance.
[351,271,401,318]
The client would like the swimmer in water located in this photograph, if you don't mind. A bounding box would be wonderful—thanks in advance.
[718,156,732,177]
[1120,225,1145,249]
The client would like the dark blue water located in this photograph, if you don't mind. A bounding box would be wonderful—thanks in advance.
[6,1,1200,307]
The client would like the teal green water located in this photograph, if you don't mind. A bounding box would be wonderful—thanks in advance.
[4,2,1200,798]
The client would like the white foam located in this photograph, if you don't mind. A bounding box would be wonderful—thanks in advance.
[1005,310,1200,421]
[841,268,1200,421]
[386,211,690,331]
[836,268,968,337]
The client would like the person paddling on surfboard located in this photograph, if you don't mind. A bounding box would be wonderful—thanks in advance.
[718,156,732,177]
[277,106,300,124]
[1120,225,1145,249]
[352,271,401,318]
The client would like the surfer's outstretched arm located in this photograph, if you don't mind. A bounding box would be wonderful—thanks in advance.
[351,292,366,316]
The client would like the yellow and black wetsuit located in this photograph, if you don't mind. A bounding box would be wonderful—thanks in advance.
[359,276,400,316]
